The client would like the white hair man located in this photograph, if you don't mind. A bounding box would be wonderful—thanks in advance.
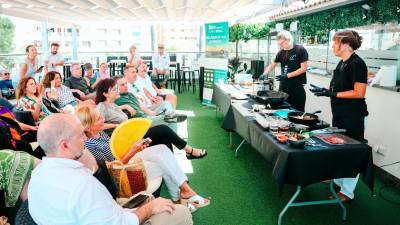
[64,63,96,100]
[151,44,170,88]
[262,30,309,111]
[28,113,192,225]
[128,44,142,67]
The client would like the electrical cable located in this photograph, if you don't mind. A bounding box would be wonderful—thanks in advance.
[377,162,400,206]
[379,161,400,168]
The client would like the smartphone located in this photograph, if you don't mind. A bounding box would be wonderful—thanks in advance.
[36,66,44,73]
[142,138,152,145]
[122,194,149,209]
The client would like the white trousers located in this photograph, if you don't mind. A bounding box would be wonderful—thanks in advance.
[135,144,187,201]
[333,117,368,199]
[334,175,360,199]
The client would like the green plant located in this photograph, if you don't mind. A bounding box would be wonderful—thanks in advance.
[277,0,400,39]
[0,16,15,69]
[228,57,252,79]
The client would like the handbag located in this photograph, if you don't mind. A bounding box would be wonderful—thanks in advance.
[106,158,148,198]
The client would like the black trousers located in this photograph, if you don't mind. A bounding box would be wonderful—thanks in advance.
[144,124,187,151]
[332,114,365,142]
[280,82,306,112]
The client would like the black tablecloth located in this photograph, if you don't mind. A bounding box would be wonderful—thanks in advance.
[216,85,374,193]
[249,121,374,192]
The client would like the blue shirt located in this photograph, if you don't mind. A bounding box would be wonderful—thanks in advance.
[0,80,14,97]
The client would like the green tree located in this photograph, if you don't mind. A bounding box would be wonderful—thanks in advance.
[0,16,15,68]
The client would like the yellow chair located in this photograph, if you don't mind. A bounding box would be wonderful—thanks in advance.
[109,118,152,160]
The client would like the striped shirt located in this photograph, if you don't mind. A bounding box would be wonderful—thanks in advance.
[84,131,115,162]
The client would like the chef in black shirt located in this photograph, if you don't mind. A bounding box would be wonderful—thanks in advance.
[311,30,368,202]
[262,30,309,111]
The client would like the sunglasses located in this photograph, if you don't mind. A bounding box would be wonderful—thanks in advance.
[3,73,10,75]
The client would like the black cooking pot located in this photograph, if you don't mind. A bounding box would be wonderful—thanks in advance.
[287,110,321,126]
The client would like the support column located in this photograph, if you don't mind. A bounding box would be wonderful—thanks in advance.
[151,25,156,52]
[199,25,204,53]
[41,19,49,64]
[71,25,78,60]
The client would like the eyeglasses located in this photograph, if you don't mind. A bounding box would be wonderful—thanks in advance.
[3,73,10,75]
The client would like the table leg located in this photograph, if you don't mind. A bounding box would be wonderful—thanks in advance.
[229,132,233,147]
[278,186,301,225]
[277,181,347,225]
[235,139,246,158]
[177,70,181,93]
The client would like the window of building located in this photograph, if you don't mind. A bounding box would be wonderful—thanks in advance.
[110,40,122,47]
[96,40,107,47]
[82,41,91,47]
[110,29,121,36]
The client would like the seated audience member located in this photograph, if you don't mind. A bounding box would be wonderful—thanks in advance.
[0,150,40,213]
[64,63,95,100]
[83,63,101,92]
[15,77,51,122]
[151,44,170,88]
[114,76,186,123]
[19,45,42,80]
[128,44,142,67]
[124,66,176,117]
[75,105,210,209]
[95,78,207,159]
[0,97,14,109]
[29,113,193,225]
[0,70,15,99]
[0,106,44,158]
[99,62,110,79]
[137,63,177,109]
[42,71,78,108]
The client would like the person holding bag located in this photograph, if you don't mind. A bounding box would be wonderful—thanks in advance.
[75,105,210,212]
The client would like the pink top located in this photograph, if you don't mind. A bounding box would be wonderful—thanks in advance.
[99,71,110,79]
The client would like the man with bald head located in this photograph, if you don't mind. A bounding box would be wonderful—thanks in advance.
[28,113,192,225]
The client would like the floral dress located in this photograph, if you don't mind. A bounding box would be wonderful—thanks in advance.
[15,96,51,121]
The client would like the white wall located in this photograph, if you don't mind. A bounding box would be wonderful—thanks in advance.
[306,73,400,179]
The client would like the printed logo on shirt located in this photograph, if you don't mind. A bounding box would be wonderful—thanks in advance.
[289,55,297,61]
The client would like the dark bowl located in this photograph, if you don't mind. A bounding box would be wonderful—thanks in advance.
[288,138,306,148]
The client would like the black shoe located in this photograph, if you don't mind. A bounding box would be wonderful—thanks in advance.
[186,148,208,160]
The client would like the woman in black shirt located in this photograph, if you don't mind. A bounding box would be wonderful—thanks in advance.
[262,30,309,111]
[311,30,368,202]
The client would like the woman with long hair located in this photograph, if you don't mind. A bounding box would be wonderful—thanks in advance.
[95,78,207,159]
[15,77,51,122]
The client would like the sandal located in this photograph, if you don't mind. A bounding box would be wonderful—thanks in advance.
[181,194,210,209]
[186,148,208,160]
[186,202,198,213]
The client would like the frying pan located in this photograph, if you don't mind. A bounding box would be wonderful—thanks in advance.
[287,110,321,126]
[252,90,289,106]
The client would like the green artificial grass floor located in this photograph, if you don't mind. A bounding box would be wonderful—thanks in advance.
[164,89,400,225]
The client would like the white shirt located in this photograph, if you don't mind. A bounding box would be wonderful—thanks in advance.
[135,74,157,97]
[151,52,170,70]
[127,82,152,107]
[129,53,142,66]
[28,157,139,225]
[45,53,64,72]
